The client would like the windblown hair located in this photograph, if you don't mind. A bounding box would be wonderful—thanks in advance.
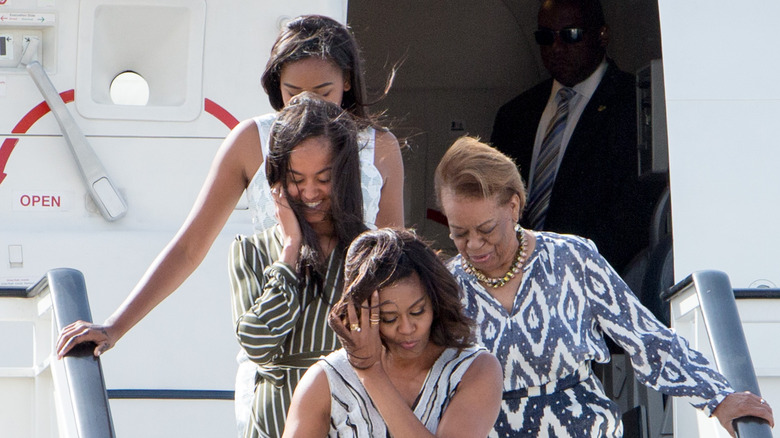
[332,228,475,349]
[434,136,526,212]
[261,15,373,121]
[266,92,367,296]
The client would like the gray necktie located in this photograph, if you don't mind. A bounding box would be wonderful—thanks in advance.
[526,87,575,230]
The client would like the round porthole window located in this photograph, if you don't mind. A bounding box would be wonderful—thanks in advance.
[109,71,150,106]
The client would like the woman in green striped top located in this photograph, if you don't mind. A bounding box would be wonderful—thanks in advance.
[229,92,368,438]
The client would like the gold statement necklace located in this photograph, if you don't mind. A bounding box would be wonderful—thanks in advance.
[462,227,527,289]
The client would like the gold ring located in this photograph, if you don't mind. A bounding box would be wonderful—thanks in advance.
[369,317,380,326]
[350,323,361,333]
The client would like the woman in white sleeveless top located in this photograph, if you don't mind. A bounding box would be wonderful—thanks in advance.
[56,15,404,438]
[283,229,503,438]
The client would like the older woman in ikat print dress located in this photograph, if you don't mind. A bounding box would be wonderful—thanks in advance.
[433,136,774,437]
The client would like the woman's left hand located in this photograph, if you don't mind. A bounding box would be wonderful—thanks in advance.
[713,391,774,437]
[328,291,383,371]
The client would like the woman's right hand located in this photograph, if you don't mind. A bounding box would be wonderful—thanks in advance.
[56,320,116,358]
[713,391,774,437]
[272,184,302,265]
[328,291,383,371]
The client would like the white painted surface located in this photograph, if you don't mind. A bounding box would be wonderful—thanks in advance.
[1,0,347,436]
[669,286,779,437]
[659,0,780,288]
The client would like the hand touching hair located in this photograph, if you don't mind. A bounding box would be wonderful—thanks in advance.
[329,228,475,350]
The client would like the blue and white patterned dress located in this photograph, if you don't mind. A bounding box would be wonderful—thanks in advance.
[448,231,733,438]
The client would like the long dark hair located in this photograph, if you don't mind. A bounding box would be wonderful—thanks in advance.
[332,228,475,349]
[266,92,367,295]
[261,15,371,120]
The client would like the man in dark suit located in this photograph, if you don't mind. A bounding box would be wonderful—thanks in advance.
[491,0,662,274]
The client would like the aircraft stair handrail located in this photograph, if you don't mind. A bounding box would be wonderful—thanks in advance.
[663,270,772,438]
[40,268,116,438]
[20,38,128,222]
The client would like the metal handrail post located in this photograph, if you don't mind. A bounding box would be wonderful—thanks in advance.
[48,268,116,438]
[688,270,772,438]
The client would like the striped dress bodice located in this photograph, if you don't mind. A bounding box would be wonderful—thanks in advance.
[230,226,344,438]
[319,346,486,437]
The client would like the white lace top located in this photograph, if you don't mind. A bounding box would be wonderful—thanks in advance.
[246,113,383,233]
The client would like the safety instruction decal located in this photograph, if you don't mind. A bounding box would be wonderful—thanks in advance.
[0,13,56,25]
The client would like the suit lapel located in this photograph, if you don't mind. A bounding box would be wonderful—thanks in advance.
[559,62,620,168]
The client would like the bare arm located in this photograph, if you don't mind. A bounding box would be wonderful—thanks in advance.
[282,364,331,438]
[433,352,503,436]
[373,130,405,228]
[57,119,262,357]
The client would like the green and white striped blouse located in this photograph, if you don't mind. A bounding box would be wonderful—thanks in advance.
[230,226,344,438]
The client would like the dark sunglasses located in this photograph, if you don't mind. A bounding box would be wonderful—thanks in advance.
[534,27,587,45]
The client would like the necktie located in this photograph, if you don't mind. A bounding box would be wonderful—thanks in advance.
[525,87,575,230]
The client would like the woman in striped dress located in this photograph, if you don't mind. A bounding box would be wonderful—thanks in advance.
[230,93,368,437]
[282,228,503,437]
[237,15,404,436]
